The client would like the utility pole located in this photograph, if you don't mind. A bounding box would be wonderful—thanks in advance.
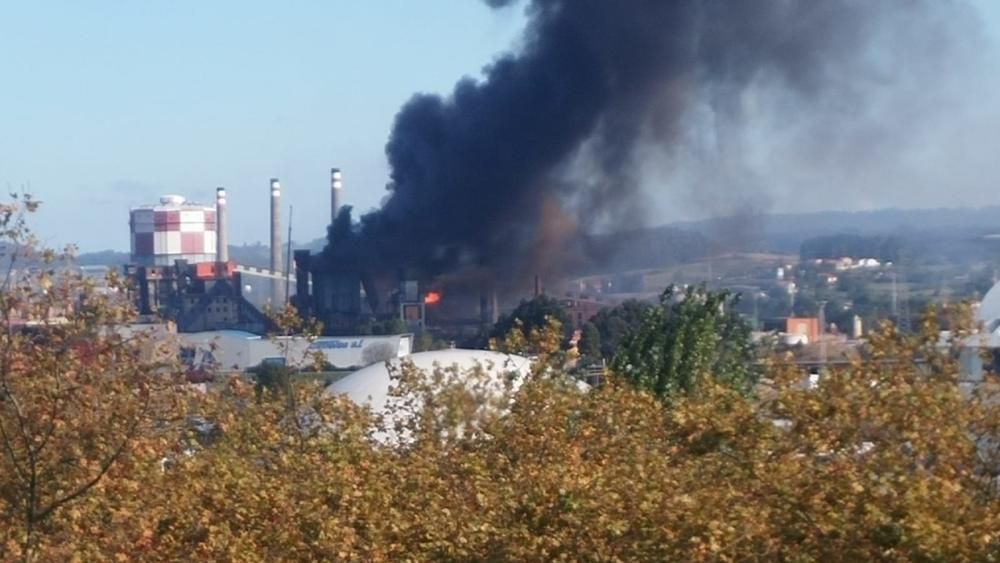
[899,272,911,332]
[891,272,898,321]
[818,299,828,367]
[284,206,293,307]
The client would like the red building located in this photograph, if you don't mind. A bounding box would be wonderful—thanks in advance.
[786,317,820,344]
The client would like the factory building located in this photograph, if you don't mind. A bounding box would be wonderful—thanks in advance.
[126,260,272,334]
[123,168,424,339]
[127,188,275,334]
[294,249,367,334]
[179,331,413,373]
[294,168,428,335]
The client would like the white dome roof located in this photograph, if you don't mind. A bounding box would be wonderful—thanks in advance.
[978,282,1000,331]
[325,349,533,414]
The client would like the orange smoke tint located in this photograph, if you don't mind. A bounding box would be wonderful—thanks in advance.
[424,291,442,305]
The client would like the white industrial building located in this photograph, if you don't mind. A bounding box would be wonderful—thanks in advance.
[325,349,536,443]
[325,349,533,412]
[178,330,413,373]
[960,283,1000,382]
[945,280,1000,384]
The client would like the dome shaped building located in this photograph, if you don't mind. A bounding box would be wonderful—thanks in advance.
[326,349,533,416]
[324,349,588,444]
[952,281,1000,383]
[978,282,1000,333]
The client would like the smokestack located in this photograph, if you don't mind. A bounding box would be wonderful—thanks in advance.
[480,291,491,330]
[331,168,343,225]
[490,290,498,325]
[270,178,283,303]
[215,187,228,264]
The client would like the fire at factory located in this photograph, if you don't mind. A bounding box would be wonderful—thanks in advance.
[292,169,501,338]
[122,168,486,340]
[289,0,943,341]
[123,0,951,343]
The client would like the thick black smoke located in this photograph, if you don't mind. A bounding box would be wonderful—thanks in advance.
[329,0,969,285]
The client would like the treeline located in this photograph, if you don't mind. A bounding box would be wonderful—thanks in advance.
[4,293,999,560]
[800,233,904,262]
[3,199,1000,560]
[75,242,319,269]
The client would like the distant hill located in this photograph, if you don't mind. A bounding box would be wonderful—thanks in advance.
[673,206,1000,254]
[571,226,716,276]
[75,250,130,267]
[76,240,327,269]
[76,206,1000,271]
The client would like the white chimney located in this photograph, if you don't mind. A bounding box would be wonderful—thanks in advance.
[216,187,228,263]
[331,167,343,224]
[270,178,283,304]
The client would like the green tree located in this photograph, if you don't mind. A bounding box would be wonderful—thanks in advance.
[374,318,408,335]
[578,321,602,362]
[490,295,570,340]
[612,285,756,400]
[587,299,653,359]
[4,248,1000,561]
[249,360,293,401]
[414,331,450,352]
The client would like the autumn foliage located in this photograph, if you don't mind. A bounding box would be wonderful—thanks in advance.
[1,200,1000,561]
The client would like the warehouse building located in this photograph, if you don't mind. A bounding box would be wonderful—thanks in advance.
[178,330,413,373]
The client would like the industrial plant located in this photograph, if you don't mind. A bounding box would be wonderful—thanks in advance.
[121,168,433,339]
[124,174,305,334]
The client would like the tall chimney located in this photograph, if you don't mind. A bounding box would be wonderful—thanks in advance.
[270,178,283,303]
[215,187,228,264]
[331,167,343,224]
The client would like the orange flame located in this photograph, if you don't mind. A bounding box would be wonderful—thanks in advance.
[424,291,442,305]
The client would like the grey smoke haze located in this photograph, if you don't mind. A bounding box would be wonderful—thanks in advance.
[651,2,990,226]
[330,0,987,281]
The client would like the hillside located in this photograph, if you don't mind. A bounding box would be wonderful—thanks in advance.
[77,205,1000,271]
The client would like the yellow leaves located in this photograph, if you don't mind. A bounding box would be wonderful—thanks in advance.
[2,286,1000,561]
[4,539,23,559]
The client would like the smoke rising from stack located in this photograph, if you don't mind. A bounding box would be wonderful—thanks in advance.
[329,0,975,286]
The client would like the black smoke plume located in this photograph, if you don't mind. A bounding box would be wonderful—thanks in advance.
[328,0,969,287]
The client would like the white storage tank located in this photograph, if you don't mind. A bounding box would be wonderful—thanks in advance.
[129,194,217,266]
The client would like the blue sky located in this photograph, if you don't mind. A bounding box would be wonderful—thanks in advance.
[0,1,525,250]
[1,1,999,251]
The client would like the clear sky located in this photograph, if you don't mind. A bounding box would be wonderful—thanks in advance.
[1,1,998,252]
[0,1,526,251]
